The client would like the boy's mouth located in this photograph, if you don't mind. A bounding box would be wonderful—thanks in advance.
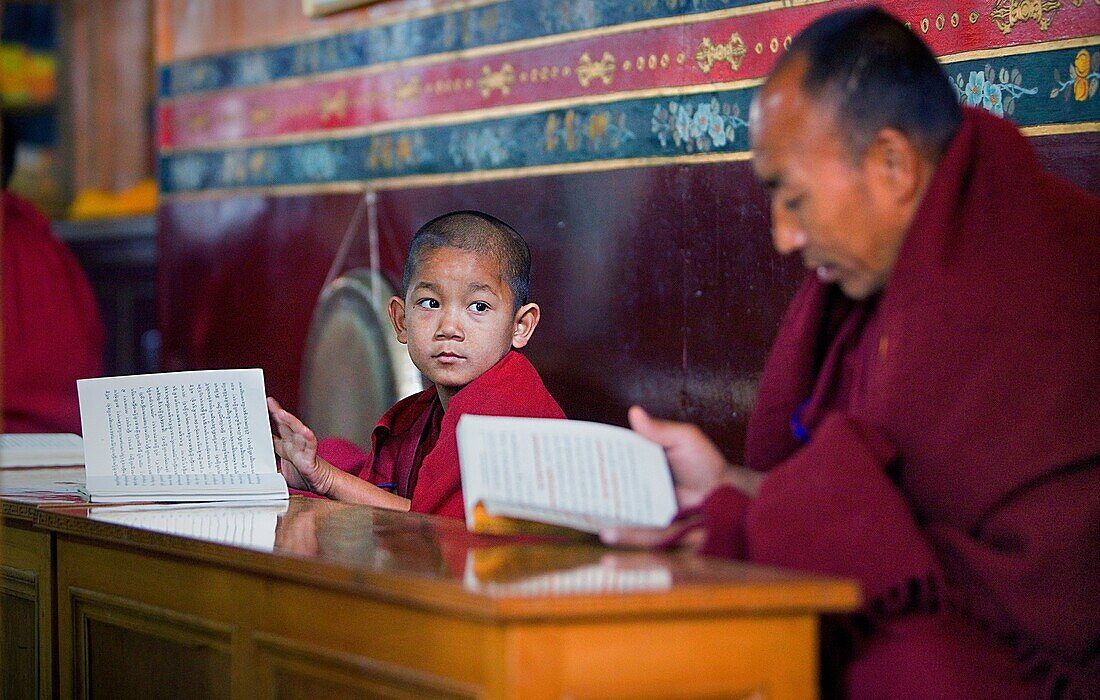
[434,351,465,364]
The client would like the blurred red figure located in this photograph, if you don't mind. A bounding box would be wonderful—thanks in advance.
[2,189,104,433]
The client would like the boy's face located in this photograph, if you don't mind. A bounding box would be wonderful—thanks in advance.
[389,247,539,406]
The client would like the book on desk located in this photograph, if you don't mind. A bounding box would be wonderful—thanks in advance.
[76,368,288,503]
[0,432,84,467]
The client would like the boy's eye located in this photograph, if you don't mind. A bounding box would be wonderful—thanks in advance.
[416,298,440,309]
[468,301,491,313]
[783,195,803,213]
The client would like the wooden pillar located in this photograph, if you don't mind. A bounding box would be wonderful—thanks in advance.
[64,0,154,195]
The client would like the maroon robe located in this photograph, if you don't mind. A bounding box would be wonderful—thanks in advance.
[2,192,104,433]
[318,350,565,519]
[698,108,1099,697]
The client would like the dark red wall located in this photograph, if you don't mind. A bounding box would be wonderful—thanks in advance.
[160,130,1099,461]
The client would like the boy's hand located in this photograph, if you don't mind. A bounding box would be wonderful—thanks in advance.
[267,397,334,496]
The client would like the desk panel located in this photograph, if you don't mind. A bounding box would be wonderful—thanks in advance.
[38,497,858,698]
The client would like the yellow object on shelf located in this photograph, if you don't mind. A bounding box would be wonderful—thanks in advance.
[69,179,157,220]
[0,42,58,106]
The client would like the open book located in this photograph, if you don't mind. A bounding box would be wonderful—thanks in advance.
[457,415,677,534]
[77,369,288,503]
[0,433,84,467]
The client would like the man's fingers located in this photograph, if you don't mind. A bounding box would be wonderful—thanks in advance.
[629,405,698,449]
[600,521,706,552]
[600,525,676,549]
[628,405,675,445]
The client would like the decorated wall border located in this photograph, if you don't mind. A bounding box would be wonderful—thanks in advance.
[159,0,814,98]
[159,42,1100,199]
[159,5,1100,155]
[158,0,1099,101]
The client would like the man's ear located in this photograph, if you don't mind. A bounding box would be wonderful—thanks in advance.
[388,296,408,344]
[865,128,925,209]
[510,303,540,349]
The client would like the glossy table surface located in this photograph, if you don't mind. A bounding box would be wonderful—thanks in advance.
[2,467,861,622]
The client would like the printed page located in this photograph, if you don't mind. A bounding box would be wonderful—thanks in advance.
[457,415,677,532]
[0,433,84,467]
[77,369,278,491]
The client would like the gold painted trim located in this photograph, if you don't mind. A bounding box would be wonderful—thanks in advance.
[939,34,1100,64]
[159,0,827,104]
[1022,121,1100,136]
[160,77,765,155]
[161,150,754,202]
[160,117,1100,202]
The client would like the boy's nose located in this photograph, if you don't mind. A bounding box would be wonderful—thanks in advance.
[435,309,464,339]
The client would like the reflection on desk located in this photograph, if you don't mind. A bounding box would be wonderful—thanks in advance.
[464,546,674,596]
[89,501,289,552]
[0,465,86,506]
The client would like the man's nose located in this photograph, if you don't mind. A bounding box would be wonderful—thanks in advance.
[771,204,808,255]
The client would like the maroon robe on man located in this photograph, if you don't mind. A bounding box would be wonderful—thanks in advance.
[318,350,565,519]
[697,108,1099,697]
[2,192,104,433]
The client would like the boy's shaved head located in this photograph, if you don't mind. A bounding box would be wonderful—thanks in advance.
[401,211,531,312]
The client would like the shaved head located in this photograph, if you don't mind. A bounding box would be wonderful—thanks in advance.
[402,211,531,312]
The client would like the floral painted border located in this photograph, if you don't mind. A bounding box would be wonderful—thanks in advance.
[160,89,753,194]
[160,45,1100,195]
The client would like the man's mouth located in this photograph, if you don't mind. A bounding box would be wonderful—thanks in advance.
[815,265,839,283]
[806,259,840,284]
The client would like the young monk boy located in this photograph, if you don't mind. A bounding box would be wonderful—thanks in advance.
[267,211,564,519]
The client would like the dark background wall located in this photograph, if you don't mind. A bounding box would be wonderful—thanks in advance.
[155,0,1100,461]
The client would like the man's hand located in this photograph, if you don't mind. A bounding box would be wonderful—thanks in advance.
[627,406,729,509]
[267,396,334,496]
[600,406,763,549]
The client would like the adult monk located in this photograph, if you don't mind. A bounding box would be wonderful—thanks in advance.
[605,8,1099,697]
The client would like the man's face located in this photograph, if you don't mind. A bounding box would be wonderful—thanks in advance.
[750,59,907,299]
[391,248,521,404]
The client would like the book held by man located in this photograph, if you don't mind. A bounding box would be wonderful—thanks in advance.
[457,415,677,534]
[77,369,288,503]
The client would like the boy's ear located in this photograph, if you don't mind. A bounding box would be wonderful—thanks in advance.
[510,303,540,350]
[388,296,408,344]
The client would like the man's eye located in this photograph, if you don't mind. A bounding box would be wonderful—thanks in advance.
[416,298,440,309]
[469,301,490,313]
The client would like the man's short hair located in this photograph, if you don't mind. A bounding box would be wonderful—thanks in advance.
[778,6,962,160]
[401,211,531,312]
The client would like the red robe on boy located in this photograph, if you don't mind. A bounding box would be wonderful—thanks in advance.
[696,108,1098,697]
[318,350,564,519]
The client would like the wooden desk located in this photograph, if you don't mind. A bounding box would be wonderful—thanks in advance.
[3,484,860,699]
[0,466,85,699]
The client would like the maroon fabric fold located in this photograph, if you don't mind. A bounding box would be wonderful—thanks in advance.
[318,350,564,518]
[2,192,104,434]
[718,108,1099,696]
